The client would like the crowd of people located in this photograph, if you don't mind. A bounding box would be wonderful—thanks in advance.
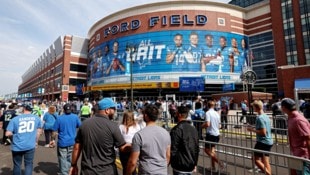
[0,96,310,175]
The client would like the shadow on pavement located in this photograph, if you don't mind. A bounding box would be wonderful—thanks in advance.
[197,165,229,175]
[0,167,13,175]
[34,162,59,175]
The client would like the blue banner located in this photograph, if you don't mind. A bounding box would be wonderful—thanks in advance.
[179,77,205,92]
[88,30,249,86]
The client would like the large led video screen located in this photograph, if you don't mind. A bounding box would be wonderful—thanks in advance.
[87,30,250,88]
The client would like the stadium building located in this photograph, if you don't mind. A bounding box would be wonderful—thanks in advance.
[18,0,310,102]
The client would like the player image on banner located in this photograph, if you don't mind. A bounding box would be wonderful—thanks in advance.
[166,33,188,72]
[87,30,251,87]
[106,41,126,76]
[240,38,249,71]
[229,38,240,73]
[217,36,233,73]
[186,32,203,72]
[201,34,219,72]
[101,44,110,77]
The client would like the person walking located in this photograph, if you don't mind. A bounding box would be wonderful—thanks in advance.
[42,105,57,148]
[80,101,91,121]
[220,101,229,129]
[0,104,17,145]
[50,104,81,175]
[281,98,310,175]
[119,111,143,175]
[202,100,225,172]
[5,104,42,175]
[170,105,199,175]
[69,98,129,175]
[246,100,273,175]
[126,104,171,175]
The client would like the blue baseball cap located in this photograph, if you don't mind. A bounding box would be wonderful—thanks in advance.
[98,98,116,110]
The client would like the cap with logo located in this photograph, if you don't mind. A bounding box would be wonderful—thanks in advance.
[63,104,72,114]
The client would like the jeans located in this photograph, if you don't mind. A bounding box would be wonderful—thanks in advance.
[57,146,73,175]
[44,129,53,144]
[12,148,35,175]
[173,170,192,175]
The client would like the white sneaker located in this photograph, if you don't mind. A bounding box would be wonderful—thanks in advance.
[44,144,50,148]
[248,167,261,173]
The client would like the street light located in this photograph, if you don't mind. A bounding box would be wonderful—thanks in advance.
[127,45,137,111]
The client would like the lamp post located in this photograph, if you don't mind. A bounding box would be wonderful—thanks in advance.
[128,45,136,111]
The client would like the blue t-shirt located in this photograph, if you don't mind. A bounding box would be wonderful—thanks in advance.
[6,114,42,151]
[52,113,81,147]
[255,114,273,145]
[43,112,57,130]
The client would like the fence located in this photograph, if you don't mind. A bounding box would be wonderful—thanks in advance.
[114,111,309,175]
[190,140,310,175]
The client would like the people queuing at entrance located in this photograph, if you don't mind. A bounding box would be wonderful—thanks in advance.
[1,96,310,175]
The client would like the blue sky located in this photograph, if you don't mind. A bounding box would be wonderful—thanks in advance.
[0,0,230,96]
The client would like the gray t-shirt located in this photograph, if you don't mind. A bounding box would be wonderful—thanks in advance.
[132,125,171,175]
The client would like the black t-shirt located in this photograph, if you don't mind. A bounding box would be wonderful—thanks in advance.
[75,114,125,174]
[0,109,17,129]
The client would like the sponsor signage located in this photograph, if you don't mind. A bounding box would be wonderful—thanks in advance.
[222,83,235,92]
[179,77,204,92]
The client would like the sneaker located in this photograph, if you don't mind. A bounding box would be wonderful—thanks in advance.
[248,167,260,173]
[6,138,11,144]
[44,144,50,148]
[220,163,227,171]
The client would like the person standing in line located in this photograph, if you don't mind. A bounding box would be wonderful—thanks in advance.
[50,104,81,175]
[31,100,42,119]
[170,105,199,175]
[281,98,310,175]
[0,104,18,145]
[202,100,225,172]
[69,98,129,175]
[42,105,58,148]
[119,111,143,175]
[246,100,273,175]
[80,101,91,121]
[5,105,42,175]
[239,100,248,124]
[126,104,171,175]
[220,101,229,130]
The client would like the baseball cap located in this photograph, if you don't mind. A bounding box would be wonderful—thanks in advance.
[281,98,296,110]
[98,98,116,110]
[63,104,71,114]
[22,104,33,112]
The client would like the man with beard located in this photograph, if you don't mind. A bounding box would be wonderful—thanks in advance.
[69,98,129,175]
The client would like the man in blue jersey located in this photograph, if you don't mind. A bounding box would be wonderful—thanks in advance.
[187,32,203,72]
[217,36,234,73]
[0,104,18,145]
[106,41,126,76]
[201,34,220,72]
[5,104,42,175]
[229,38,240,73]
[50,103,81,175]
[166,33,188,71]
